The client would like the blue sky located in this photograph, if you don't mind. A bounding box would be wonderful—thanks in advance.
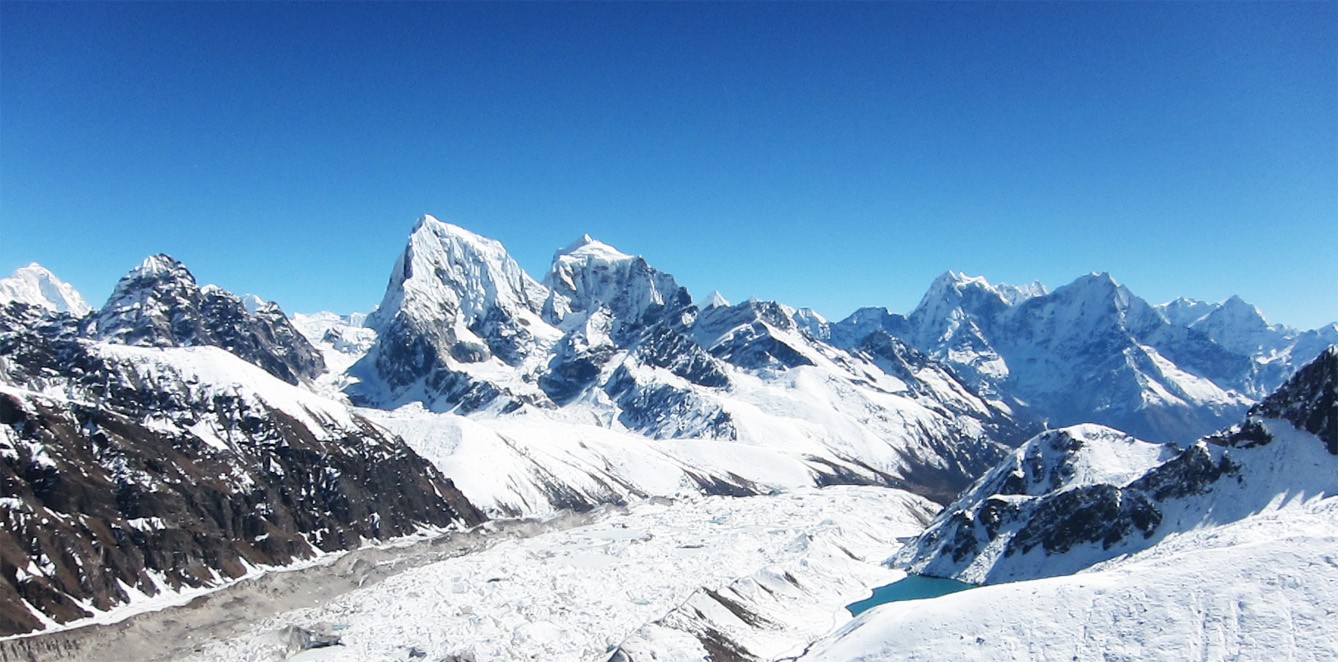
[2,2,1334,327]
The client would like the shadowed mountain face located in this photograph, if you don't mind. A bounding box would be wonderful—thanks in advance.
[0,303,483,636]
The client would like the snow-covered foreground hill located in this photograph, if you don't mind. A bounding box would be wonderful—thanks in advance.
[800,347,1338,661]
[800,496,1338,661]
[183,486,936,662]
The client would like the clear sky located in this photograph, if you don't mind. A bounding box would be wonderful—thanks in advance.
[2,2,1335,328]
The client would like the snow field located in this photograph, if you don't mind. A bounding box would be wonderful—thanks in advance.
[801,496,1338,662]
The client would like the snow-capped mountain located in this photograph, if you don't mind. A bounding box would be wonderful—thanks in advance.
[89,255,326,385]
[830,270,1333,443]
[347,216,559,413]
[892,345,1338,584]
[0,302,483,636]
[0,263,91,316]
[335,216,1019,505]
[1157,294,1338,395]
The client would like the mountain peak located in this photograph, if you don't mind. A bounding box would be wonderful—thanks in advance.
[1077,271,1119,288]
[699,290,731,309]
[130,254,191,281]
[377,215,548,328]
[1218,294,1265,319]
[410,214,498,247]
[0,262,92,316]
[556,234,631,262]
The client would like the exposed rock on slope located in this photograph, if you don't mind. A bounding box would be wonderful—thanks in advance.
[0,303,483,636]
[340,218,1018,503]
[348,216,559,413]
[89,255,325,385]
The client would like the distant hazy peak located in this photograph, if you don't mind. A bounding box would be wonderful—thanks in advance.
[698,290,731,309]
[0,262,92,316]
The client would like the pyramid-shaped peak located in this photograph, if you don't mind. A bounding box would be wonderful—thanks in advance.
[0,262,92,316]
[1060,272,1126,297]
[556,234,632,262]
[1225,296,1263,314]
[699,290,731,309]
[1203,294,1271,329]
[130,253,191,280]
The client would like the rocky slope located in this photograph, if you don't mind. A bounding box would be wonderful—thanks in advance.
[0,302,483,637]
[88,255,326,385]
[799,346,1338,662]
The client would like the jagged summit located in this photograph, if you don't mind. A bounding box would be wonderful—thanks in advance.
[348,215,559,412]
[89,254,325,383]
[543,233,685,332]
[0,262,92,316]
[914,271,1046,318]
[1158,296,1216,326]
[411,213,487,240]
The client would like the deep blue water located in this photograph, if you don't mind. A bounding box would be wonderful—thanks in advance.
[846,575,976,616]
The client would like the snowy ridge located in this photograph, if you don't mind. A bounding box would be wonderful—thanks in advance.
[829,270,1315,442]
[802,501,1338,661]
[800,347,1338,660]
[892,347,1338,585]
[87,254,326,385]
[0,264,91,316]
[347,215,560,413]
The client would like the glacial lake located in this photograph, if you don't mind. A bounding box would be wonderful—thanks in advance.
[846,574,976,616]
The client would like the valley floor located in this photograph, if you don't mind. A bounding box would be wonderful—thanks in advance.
[1,486,936,662]
[182,486,936,662]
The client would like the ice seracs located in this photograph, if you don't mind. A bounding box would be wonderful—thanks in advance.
[0,263,92,316]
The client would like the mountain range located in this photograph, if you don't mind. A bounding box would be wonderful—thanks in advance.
[0,214,1333,641]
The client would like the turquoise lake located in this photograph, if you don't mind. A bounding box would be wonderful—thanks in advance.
[846,575,976,616]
